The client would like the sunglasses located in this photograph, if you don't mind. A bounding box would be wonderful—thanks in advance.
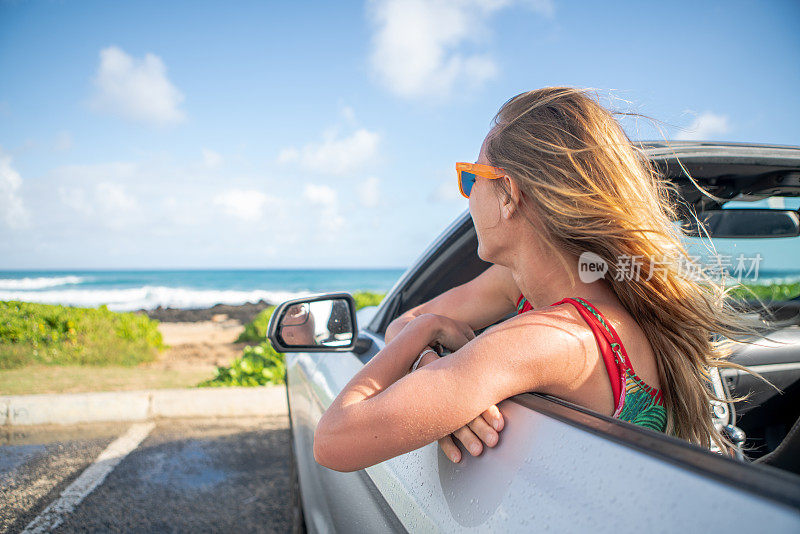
[456,162,506,198]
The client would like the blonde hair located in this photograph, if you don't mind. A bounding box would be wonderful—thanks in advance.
[486,86,775,453]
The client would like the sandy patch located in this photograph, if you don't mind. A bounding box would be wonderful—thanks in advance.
[150,319,249,372]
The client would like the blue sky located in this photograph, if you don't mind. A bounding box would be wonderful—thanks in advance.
[1,0,798,270]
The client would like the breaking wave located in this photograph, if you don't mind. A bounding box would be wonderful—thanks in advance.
[0,276,85,290]
[0,286,312,311]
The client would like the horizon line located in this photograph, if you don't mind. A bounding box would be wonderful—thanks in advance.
[0,266,410,272]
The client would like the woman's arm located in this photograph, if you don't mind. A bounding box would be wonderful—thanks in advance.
[313,310,582,472]
[385,263,520,345]
[383,264,521,453]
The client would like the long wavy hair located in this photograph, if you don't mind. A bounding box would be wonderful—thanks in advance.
[485,86,775,453]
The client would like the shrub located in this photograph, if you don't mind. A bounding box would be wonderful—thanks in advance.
[729,281,800,301]
[353,290,385,310]
[198,342,285,387]
[235,306,277,343]
[0,301,163,369]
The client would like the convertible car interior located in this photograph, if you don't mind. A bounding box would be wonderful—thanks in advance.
[369,142,800,478]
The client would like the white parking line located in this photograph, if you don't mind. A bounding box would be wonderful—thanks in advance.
[22,422,155,534]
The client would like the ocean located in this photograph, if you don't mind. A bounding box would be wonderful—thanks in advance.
[0,267,797,312]
[0,269,407,311]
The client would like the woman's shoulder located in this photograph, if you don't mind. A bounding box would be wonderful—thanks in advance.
[478,305,600,392]
[549,298,662,391]
[506,298,599,343]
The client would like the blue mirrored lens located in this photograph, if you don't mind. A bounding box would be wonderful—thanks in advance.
[461,171,476,197]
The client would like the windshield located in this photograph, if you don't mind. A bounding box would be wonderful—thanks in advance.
[681,197,800,302]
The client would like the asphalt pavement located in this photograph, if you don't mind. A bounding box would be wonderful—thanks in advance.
[0,416,291,533]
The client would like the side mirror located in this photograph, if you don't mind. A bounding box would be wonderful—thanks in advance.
[267,292,358,353]
[682,209,800,238]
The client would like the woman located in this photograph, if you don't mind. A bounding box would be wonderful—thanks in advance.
[313,87,759,472]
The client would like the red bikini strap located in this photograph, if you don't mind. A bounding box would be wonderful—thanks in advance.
[516,293,532,314]
[550,297,624,413]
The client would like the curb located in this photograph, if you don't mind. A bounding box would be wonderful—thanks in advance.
[0,385,287,426]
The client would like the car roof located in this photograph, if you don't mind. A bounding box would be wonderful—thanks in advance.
[640,140,800,151]
[638,141,800,171]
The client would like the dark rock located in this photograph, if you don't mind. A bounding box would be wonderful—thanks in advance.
[140,301,275,324]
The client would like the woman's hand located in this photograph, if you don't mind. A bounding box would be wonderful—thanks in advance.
[414,349,505,463]
[410,315,503,463]
[414,313,476,353]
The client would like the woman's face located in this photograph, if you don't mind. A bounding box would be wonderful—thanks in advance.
[469,133,505,262]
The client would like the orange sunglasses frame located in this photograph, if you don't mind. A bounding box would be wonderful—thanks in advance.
[456,162,507,198]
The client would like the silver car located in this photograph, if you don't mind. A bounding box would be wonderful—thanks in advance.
[269,142,800,533]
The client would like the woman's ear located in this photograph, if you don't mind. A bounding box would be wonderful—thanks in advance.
[501,175,522,219]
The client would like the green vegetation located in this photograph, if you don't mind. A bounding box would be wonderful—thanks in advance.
[235,305,276,343]
[204,291,387,387]
[353,290,385,310]
[198,342,286,387]
[729,281,800,301]
[0,301,163,369]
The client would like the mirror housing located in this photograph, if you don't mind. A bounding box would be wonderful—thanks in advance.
[683,209,800,238]
[267,292,358,353]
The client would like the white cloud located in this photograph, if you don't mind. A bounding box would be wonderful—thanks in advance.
[58,186,93,215]
[54,131,73,151]
[0,148,29,228]
[59,181,138,218]
[52,163,145,228]
[202,148,223,168]
[367,0,553,99]
[277,147,299,164]
[323,211,345,233]
[54,161,138,183]
[428,163,468,203]
[96,182,138,212]
[303,183,345,233]
[279,128,380,174]
[675,111,731,141]
[90,46,185,125]
[359,176,380,208]
[53,162,138,215]
[303,184,337,206]
[7,154,385,266]
[214,189,275,222]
